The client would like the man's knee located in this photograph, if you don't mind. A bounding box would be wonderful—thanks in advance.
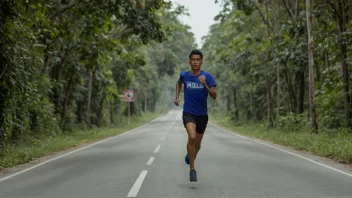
[188,134,196,144]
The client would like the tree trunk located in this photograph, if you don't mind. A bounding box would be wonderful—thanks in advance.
[49,47,70,115]
[275,2,281,120]
[61,74,74,128]
[252,0,274,125]
[264,1,274,126]
[96,93,106,127]
[277,64,281,118]
[283,67,298,113]
[86,70,93,124]
[226,94,231,115]
[233,86,239,120]
[336,0,352,127]
[298,71,305,114]
[306,0,318,134]
[110,107,114,124]
[249,90,253,120]
[144,95,147,112]
[266,77,274,127]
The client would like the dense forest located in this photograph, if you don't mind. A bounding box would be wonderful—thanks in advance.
[203,0,352,134]
[0,0,195,149]
[1,0,351,166]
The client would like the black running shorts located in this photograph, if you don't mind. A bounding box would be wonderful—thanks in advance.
[182,111,209,134]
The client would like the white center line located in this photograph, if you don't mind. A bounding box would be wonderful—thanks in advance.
[146,157,154,165]
[127,170,148,197]
[160,120,176,140]
[153,145,161,153]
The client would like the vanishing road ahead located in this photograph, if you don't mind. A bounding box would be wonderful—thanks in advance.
[1,110,352,198]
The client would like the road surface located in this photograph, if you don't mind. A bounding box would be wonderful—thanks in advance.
[0,110,352,198]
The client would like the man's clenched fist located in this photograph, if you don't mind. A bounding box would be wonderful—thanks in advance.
[174,98,180,106]
[198,75,206,84]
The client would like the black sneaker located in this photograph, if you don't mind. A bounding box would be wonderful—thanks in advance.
[189,169,197,182]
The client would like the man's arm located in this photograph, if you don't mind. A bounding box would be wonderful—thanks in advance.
[198,75,216,100]
[204,83,216,100]
[174,79,183,106]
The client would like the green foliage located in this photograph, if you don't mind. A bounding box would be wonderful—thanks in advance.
[0,0,196,159]
[207,0,352,164]
[277,112,308,133]
[203,0,352,132]
[311,130,352,163]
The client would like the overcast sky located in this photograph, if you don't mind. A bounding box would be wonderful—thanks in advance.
[171,0,222,48]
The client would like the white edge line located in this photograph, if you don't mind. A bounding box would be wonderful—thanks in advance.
[153,145,161,153]
[127,170,148,197]
[210,121,352,178]
[162,135,166,140]
[146,157,155,165]
[0,116,162,183]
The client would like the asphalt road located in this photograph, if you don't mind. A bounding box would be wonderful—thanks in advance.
[0,110,352,198]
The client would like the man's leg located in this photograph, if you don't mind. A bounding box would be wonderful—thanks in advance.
[194,114,207,159]
[185,122,196,171]
[195,132,204,159]
[182,112,198,182]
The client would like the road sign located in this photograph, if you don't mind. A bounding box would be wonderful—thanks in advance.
[124,90,134,102]
[124,90,133,128]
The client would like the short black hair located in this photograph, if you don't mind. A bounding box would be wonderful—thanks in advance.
[189,49,203,60]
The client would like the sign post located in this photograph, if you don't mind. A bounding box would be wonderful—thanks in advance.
[124,90,134,127]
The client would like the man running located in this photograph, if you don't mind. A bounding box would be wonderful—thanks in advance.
[174,49,217,182]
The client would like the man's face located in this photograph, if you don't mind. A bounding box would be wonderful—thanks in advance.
[189,54,202,70]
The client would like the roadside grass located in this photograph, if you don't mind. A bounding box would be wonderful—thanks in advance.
[0,111,165,168]
[210,115,352,165]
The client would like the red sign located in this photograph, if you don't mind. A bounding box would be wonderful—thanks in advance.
[124,90,134,101]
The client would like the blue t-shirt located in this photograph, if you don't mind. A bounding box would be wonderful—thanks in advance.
[179,70,217,116]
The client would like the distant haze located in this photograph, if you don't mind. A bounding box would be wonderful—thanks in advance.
[171,0,222,48]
